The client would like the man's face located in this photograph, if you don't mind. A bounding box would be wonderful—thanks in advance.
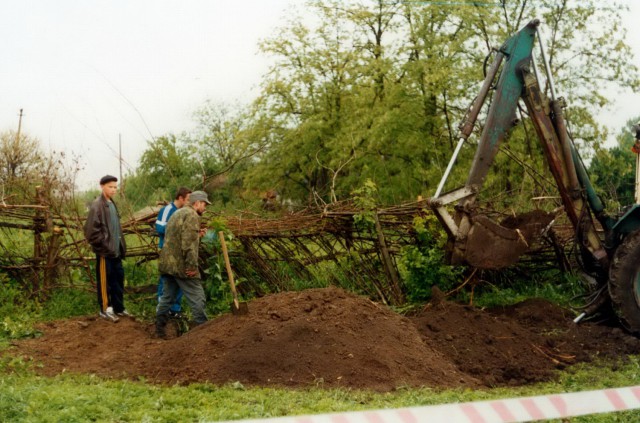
[193,200,207,215]
[101,181,117,199]
[175,193,190,208]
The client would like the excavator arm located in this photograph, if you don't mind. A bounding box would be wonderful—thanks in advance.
[429,20,608,269]
[426,19,640,328]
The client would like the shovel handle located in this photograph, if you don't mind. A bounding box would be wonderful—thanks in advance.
[219,231,240,306]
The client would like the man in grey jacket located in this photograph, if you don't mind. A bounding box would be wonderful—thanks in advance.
[155,190,211,337]
[84,175,129,323]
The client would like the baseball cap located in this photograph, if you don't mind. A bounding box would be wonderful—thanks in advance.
[190,190,211,205]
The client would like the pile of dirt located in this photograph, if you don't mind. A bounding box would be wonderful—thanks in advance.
[13,317,161,381]
[488,299,640,364]
[10,286,640,391]
[412,299,557,386]
[145,288,476,390]
[412,294,640,387]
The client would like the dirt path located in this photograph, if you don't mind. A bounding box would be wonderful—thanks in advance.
[10,287,640,391]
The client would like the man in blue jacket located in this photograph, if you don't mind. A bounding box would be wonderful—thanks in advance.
[155,187,191,315]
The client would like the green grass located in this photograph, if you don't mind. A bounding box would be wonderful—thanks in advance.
[1,354,640,422]
[459,272,587,309]
[39,288,96,320]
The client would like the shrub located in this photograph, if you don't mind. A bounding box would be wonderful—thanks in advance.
[398,215,464,302]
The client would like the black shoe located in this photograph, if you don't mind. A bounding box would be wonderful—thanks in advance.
[155,314,169,339]
[168,310,184,319]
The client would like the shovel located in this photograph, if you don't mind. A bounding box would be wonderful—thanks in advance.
[218,231,249,315]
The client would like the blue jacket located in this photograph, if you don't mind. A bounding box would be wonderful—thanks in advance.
[155,202,178,249]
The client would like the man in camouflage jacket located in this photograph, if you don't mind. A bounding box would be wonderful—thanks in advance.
[155,190,211,337]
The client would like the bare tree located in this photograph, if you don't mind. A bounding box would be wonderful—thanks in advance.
[0,130,43,182]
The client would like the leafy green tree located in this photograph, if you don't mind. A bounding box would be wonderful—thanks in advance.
[438,0,640,210]
[589,118,639,211]
[0,130,77,208]
[245,1,358,202]
[246,0,454,204]
[239,0,639,208]
[190,101,257,172]
[123,0,640,213]
[122,134,196,208]
[188,101,270,205]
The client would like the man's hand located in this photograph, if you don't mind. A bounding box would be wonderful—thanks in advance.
[199,228,206,238]
[185,269,198,278]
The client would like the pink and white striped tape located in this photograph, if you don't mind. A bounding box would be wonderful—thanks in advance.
[224,385,640,423]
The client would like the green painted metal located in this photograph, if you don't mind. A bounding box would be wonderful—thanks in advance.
[570,145,604,213]
[612,204,640,235]
[465,21,539,188]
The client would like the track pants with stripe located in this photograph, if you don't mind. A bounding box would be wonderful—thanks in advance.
[96,255,125,313]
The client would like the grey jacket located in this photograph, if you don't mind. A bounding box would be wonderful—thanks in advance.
[84,195,127,258]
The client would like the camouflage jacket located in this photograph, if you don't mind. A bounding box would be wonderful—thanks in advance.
[158,205,201,279]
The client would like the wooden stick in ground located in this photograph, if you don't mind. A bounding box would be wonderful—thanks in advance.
[219,231,240,310]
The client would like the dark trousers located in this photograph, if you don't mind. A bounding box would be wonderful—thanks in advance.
[96,255,125,313]
[157,274,207,324]
[157,274,183,313]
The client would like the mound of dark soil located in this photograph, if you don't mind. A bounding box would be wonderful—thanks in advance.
[10,286,640,391]
[488,299,640,363]
[144,287,477,390]
[412,294,640,387]
[413,299,563,386]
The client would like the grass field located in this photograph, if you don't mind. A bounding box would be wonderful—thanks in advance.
[1,352,640,422]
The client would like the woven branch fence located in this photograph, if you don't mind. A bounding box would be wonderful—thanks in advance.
[0,191,572,304]
[224,200,573,305]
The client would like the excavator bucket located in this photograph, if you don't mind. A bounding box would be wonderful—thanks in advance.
[450,211,555,269]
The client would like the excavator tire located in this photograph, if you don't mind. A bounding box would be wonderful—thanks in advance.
[608,228,640,335]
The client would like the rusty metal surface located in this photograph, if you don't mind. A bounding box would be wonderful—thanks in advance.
[455,215,528,269]
[521,70,608,270]
[450,211,555,269]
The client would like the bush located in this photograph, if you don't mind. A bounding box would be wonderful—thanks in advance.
[398,215,464,302]
[0,276,40,340]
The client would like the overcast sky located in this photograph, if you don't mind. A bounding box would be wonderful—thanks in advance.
[1,0,297,190]
[2,0,639,191]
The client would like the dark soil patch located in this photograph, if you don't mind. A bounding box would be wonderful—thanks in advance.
[10,287,640,391]
[412,294,640,387]
[412,300,554,387]
[487,299,640,364]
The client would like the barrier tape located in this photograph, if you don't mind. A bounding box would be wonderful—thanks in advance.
[222,385,640,423]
